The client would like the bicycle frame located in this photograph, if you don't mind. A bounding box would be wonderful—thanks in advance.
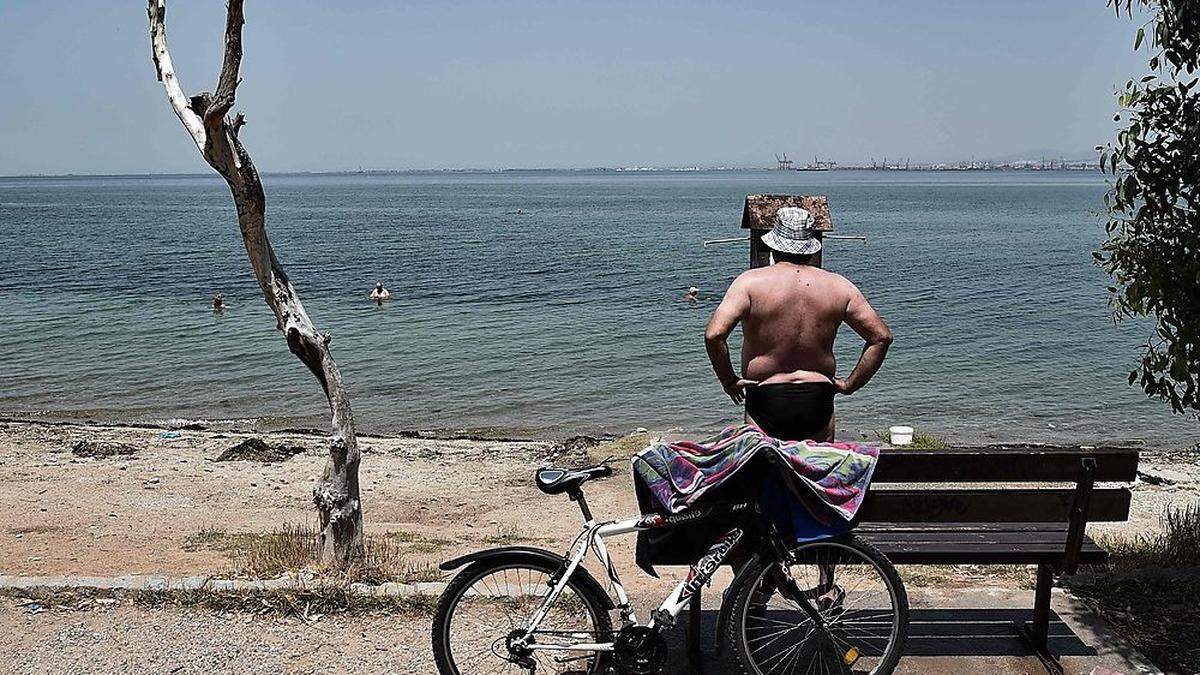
[517,501,757,654]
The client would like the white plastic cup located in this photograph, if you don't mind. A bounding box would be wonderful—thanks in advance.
[889,425,914,446]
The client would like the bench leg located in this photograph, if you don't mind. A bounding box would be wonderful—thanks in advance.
[688,589,704,673]
[1014,564,1063,675]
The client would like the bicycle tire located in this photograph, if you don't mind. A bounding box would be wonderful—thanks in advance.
[431,551,614,675]
[726,534,908,675]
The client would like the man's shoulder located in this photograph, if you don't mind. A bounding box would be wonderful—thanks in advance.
[826,268,860,284]
[738,267,772,281]
[737,265,858,289]
[806,266,857,287]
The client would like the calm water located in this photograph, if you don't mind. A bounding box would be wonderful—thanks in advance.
[0,170,1194,446]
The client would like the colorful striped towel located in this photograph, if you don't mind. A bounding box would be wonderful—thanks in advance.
[632,424,879,523]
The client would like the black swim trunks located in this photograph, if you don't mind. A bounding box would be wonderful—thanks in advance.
[744,382,835,441]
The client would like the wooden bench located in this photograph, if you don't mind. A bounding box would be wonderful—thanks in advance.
[684,445,1140,674]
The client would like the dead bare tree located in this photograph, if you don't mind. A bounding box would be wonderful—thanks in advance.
[147,0,363,565]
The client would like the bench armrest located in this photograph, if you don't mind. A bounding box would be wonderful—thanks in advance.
[1061,457,1097,574]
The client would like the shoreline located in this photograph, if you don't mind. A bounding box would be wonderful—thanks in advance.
[0,412,648,445]
[1,411,1189,452]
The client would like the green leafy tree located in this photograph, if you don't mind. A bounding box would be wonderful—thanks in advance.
[1097,0,1200,413]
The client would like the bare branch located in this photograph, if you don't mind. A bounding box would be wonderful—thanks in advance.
[209,0,245,123]
[147,0,205,150]
[231,111,247,137]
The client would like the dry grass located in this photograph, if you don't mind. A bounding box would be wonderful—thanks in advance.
[905,432,949,450]
[183,523,440,584]
[586,432,653,462]
[1065,502,1200,674]
[481,524,521,545]
[872,429,949,449]
[4,586,438,618]
[898,563,1034,589]
[1096,502,1200,572]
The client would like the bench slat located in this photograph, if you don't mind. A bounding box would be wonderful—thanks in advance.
[872,447,1139,483]
[856,488,1131,523]
[859,525,1109,565]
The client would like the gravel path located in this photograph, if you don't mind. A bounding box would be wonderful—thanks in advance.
[0,597,436,674]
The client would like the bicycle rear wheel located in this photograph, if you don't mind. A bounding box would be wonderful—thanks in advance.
[431,552,613,675]
[728,535,908,674]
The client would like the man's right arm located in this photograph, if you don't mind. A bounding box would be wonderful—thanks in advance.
[705,273,755,403]
[836,282,893,395]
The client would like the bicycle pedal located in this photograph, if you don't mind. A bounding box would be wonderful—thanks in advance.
[651,608,675,628]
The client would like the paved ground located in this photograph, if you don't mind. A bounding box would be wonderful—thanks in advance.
[0,586,1156,674]
[671,586,1157,674]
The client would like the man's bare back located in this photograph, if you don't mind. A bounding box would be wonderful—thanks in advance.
[705,259,892,441]
[739,263,854,384]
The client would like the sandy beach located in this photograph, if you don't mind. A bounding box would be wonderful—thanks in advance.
[1,418,1195,583]
[0,419,653,583]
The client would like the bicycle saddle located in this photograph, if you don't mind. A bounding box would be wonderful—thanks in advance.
[535,464,613,495]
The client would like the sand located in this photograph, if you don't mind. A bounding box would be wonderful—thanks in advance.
[1,419,1195,582]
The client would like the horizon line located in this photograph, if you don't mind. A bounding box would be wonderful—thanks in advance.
[1,164,1101,181]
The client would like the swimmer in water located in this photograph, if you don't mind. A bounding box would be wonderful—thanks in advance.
[212,293,226,312]
[370,282,391,304]
[684,286,699,303]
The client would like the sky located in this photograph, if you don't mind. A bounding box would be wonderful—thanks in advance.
[0,1,1151,174]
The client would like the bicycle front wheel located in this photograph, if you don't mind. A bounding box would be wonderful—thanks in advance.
[728,535,908,675]
[431,552,613,675]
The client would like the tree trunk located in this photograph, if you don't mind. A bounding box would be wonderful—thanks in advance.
[147,0,363,565]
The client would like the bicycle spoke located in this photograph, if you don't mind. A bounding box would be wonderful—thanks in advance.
[444,563,603,675]
[740,540,904,675]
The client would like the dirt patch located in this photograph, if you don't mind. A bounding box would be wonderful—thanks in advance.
[7,525,62,536]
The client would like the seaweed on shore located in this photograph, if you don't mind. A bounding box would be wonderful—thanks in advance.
[215,438,306,463]
[68,439,138,459]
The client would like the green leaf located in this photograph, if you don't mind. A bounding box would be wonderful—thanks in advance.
[1102,0,1200,418]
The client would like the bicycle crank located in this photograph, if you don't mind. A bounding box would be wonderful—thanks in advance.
[613,625,667,674]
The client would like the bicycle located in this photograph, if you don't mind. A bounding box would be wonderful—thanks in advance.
[432,461,908,674]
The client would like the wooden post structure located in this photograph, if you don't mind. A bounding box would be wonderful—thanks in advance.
[740,195,834,269]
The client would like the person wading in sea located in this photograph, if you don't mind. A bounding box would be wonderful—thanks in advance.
[369,281,391,305]
[704,206,892,442]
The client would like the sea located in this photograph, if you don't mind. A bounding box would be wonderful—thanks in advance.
[1,170,1195,447]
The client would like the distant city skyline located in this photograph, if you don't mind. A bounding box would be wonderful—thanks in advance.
[2,150,1102,177]
[0,1,1148,175]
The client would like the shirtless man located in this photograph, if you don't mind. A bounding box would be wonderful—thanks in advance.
[705,207,892,442]
[369,282,391,304]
